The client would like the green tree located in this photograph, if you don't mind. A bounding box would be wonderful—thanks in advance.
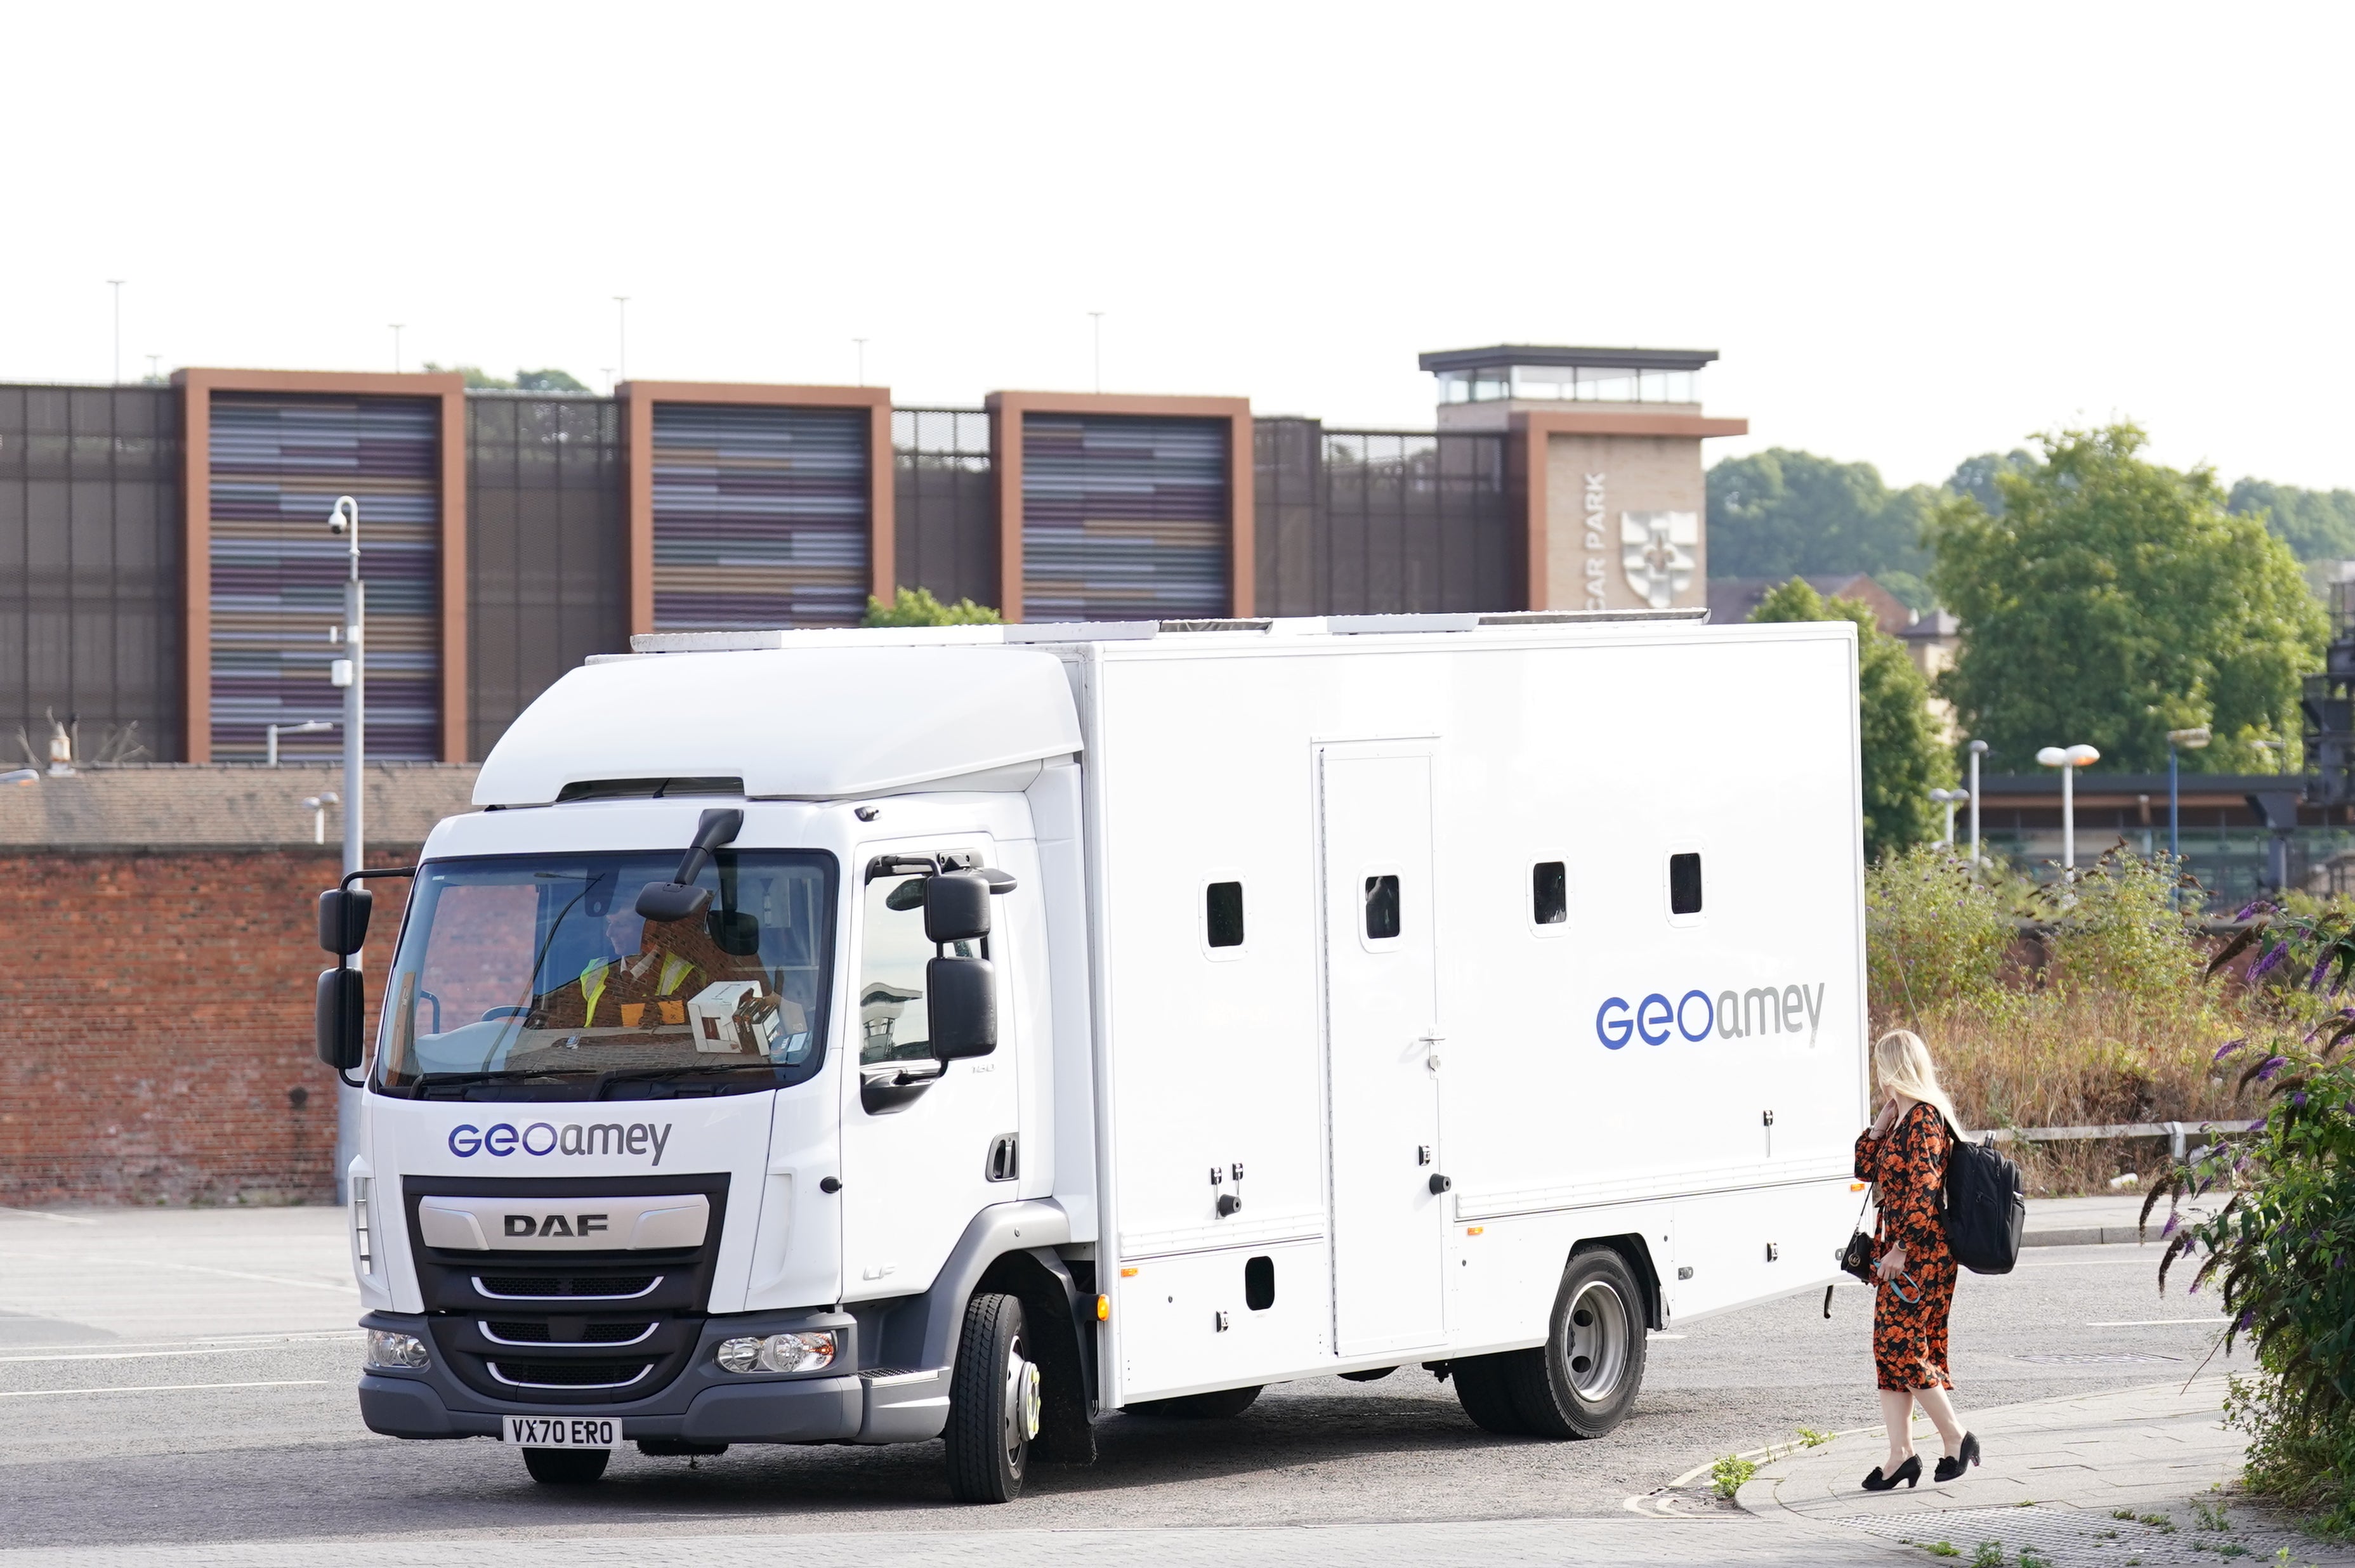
[421,362,513,389]
[516,368,591,393]
[1927,424,2325,775]
[1945,449,2036,515]
[1749,577,1952,859]
[1706,448,1941,607]
[863,587,1002,626]
[2227,478,2355,563]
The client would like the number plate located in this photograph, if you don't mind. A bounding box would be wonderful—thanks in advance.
[502,1415,624,1450]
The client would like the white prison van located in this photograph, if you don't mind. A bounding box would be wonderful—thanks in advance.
[323,610,1868,1501]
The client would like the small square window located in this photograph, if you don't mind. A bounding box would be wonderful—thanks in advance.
[1669,853,1703,915]
[1364,874,1401,940]
[1206,881,1245,949]
[1532,861,1567,925]
[1244,1254,1275,1311]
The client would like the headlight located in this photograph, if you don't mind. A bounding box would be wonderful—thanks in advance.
[714,1331,836,1375]
[365,1329,430,1371]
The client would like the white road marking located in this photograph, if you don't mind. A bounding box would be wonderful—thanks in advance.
[153,1262,358,1294]
[0,1347,254,1365]
[2085,1319,2227,1327]
[0,1207,98,1226]
[0,1380,330,1399]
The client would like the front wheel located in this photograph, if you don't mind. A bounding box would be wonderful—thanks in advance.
[520,1446,610,1484]
[1505,1248,1647,1439]
[944,1293,1040,1503]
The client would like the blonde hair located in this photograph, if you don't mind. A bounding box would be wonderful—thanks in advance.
[1873,1029,1961,1132]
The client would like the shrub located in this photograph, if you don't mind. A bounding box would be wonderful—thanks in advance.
[864,587,1001,627]
[1865,847,2012,1015]
[2148,902,2355,1537]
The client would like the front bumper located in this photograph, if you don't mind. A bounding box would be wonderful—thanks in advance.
[356,1309,950,1446]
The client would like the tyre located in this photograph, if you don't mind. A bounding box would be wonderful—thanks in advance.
[1503,1248,1647,1439]
[520,1446,610,1484]
[1124,1384,1263,1419]
[944,1292,1041,1503]
[1448,1353,1533,1435]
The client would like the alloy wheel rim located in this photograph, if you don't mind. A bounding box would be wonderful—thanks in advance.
[1565,1279,1630,1401]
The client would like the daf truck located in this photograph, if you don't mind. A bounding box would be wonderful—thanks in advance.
[322,610,1869,1501]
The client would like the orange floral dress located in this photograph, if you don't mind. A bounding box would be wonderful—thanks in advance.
[1854,1101,1956,1392]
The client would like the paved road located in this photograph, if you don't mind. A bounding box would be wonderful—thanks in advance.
[0,1203,2245,1560]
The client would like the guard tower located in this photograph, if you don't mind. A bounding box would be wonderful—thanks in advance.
[1419,345,1746,613]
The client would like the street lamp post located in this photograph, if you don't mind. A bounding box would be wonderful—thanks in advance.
[2035,743,2102,877]
[1967,739,1988,870]
[266,717,334,768]
[327,495,364,1203]
[1929,788,1968,849]
[2165,726,2212,865]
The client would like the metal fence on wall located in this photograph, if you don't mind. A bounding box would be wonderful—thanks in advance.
[466,393,626,759]
[1254,420,1514,616]
[891,409,997,611]
[0,384,183,765]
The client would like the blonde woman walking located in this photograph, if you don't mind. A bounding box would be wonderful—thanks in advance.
[1853,1029,1980,1490]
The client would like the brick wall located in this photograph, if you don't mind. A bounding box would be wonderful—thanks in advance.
[0,849,414,1205]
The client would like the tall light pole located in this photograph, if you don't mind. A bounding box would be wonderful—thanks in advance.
[107,280,125,384]
[2166,725,2211,865]
[2035,743,2101,877]
[1967,738,1988,869]
[613,297,630,382]
[1930,788,1968,849]
[327,495,365,1202]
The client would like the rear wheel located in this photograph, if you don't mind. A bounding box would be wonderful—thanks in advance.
[1125,1385,1263,1418]
[1504,1248,1647,1439]
[944,1293,1040,1503]
[520,1446,610,1484]
[1450,1354,1533,1435]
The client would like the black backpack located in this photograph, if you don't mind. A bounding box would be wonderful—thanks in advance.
[1939,1118,2026,1274]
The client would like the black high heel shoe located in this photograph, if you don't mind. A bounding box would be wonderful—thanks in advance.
[1933,1432,1981,1483]
[1861,1454,1922,1491]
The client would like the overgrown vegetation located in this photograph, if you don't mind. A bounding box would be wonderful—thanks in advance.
[2142,899,2355,1541]
[1865,847,2254,1192]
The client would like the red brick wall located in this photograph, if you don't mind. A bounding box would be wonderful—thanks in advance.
[0,850,414,1205]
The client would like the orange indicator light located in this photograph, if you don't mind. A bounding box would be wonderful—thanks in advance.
[1465,1225,1485,1236]
[1118,1266,1139,1278]
[1096,1295,1110,1321]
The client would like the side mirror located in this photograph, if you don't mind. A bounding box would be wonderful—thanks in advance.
[318,887,373,956]
[924,872,992,944]
[926,955,996,1059]
[316,967,366,1070]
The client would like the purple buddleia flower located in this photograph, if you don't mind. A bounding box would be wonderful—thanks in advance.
[2250,943,2291,979]
[2214,1038,2247,1062]
[2161,1212,2181,1238]
[2291,1092,2309,1108]
[2237,1309,2254,1330]
[2255,1056,2288,1081]
[2311,950,2335,990]
[2234,899,2269,921]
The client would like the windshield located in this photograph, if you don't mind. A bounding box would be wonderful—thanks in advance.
[374,850,837,1099]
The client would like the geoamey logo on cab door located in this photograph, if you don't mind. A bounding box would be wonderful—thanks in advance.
[447,1120,674,1165]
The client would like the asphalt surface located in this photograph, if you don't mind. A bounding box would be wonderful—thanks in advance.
[0,1204,2242,1554]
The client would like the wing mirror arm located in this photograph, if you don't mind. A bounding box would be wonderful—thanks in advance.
[313,865,416,1088]
[636,808,745,922]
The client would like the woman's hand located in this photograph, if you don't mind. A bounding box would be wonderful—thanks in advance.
[1875,1243,1907,1281]
[1868,1094,1901,1140]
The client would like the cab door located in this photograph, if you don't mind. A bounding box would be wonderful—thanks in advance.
[836,840,1020,1301]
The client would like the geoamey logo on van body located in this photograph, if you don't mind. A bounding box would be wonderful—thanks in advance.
[1596,983,1827,1049]
[447,1121,674,1165]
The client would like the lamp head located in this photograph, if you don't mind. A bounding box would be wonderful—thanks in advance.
[2064,744,2101,766]
[2035,746,2067,768]
[2167,726,2212,750]
[1967,739,1988,755]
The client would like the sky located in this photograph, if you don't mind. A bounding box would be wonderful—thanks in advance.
[4,2,2349,490]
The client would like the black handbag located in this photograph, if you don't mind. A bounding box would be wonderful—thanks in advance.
[1839,1184,1878,1284]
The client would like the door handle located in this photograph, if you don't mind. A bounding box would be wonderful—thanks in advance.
[1420,1033,1444,1071]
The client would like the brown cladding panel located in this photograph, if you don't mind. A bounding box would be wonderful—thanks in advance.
[0,384,184,763]
[466,394,627,759]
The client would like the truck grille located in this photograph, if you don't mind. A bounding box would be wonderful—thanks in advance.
[475,1274,659,1300]
[401,1172,730,1406]
[488,1359,653,1390]
[483,1320,655,1345]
